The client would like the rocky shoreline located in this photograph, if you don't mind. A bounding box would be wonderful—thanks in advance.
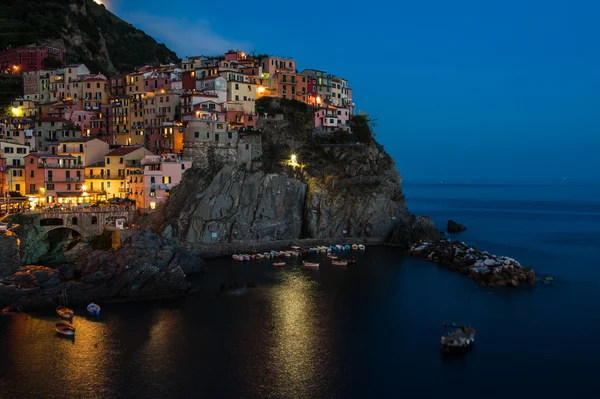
[408,239,536,287]
[0,229,205,312]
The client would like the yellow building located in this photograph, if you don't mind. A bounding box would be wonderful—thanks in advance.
[10,98,38,117]
[128,93,146,146]
[226,80,257,114]
[85,146,152,199]
[82,74,110,110]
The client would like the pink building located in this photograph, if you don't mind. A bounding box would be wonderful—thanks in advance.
[314,106,351,133]
[224,51,248,62]
[25,153,84,204]
[145,71,171,92]
[260,56,296,77]
[0,45,65,74]
[47,101,96,136]
[129,153,192,212]
[147,123,184,155]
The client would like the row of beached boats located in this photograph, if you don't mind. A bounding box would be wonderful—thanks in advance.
[232,244,365,268]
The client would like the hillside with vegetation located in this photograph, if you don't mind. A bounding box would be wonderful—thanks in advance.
[0,0,179,75]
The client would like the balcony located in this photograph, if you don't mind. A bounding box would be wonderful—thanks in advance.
[38,163,83,169]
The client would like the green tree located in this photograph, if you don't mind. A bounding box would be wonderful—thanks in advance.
[352,113,377,143]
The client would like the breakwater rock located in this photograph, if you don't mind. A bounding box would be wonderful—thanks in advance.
[409,239,536,287]
[1,230,205,311]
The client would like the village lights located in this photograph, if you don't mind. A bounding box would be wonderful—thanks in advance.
[11,107,22,117]
[316,96,321,105]
[81,185,88,192]
[258,86,265,94]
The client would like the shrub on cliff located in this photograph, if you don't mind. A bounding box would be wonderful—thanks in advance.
[352,114,376,143]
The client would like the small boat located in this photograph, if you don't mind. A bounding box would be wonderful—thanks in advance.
[302,261,319,268]
[232,254,244,262]
[55,322,76,337]
[335,245,343,251]
[331,260,348,267]
[327,255,339,260]
[352,244,358,250]
[87,302,101,316]
[440,322,476,355]
[56,305,74,319]
[291,246,301,250]
[242,255,251,261]
[283,252,292,258]
[273,262,286,267]
[344,244,351,251]
[358,244,366,251]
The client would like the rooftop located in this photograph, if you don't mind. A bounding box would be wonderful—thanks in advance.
[106,146,144,157]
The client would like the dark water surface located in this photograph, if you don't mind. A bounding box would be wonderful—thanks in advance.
[1,182,600,398]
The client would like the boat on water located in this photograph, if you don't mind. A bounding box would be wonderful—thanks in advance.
[344,244,352,251]
[87,302,101,316]
[273,262,286,267]
[55,322,76,337]
[440,322,476,355]
[56,305,74,319]
[331,260,348,267]
[302,261,319,267]
[352,244,358,250]
[232,254,244,262]
[358,244,366,251]
[327,255,339,260]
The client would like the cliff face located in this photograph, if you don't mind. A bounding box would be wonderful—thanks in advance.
[165,98,439,248]
[0,0,179,75]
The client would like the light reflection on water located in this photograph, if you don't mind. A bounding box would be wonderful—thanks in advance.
[267,270,321,397]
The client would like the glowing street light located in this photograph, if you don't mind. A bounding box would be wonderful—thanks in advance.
[81,184,88,192]
[11,107,22,117]
[258,86,265,94]
[316,96,321,105]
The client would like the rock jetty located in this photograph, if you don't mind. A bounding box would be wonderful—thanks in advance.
[409,239,536,287]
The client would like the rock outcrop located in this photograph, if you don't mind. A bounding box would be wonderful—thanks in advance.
[0,229,205,310]
[166,98,427,248]
[448,220,467,233]
[408,239,536,287]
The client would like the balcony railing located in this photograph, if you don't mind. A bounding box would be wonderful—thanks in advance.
[38,163,83,169]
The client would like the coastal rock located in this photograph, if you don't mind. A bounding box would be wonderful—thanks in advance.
[408,239,535,287]
[448,220,467,233]
[0,229,205,310]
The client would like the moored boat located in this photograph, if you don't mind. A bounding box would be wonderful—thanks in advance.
[242,255,251,261]
[352,244,358,250]
[327,255,339,260]
[331,260,348,267]
[55,322,76,337]
[302,261,319,267]
[358,244,366,251]
[273,262,286,267]
[440,323,476,355]
[344,244,351,251]
[56,305,74,319]
[232,254,244,262]
[87,302,101,316]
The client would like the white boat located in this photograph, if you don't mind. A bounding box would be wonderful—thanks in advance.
[242,255,251,261]
[327,255,339,260]
[232,254,244,261]
[358,244,366,251]
[352,244,358,250]
[87,302,101,316]
[55,322,75,337]
[291,246,301,250]
[332,260,348,267]
[273,262,286,267]
[336,245,343,251]
[56,306,74,319]
[283,252,292,258]
[303,261,319,267]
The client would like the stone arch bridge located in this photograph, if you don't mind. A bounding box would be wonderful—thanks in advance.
[38,209,138,239]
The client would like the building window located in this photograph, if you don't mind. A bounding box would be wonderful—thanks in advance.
[194,132,199,138]
[91,216,97,225]
[181,164,185,170]
[106,158,110,165]
[150,176,155,184]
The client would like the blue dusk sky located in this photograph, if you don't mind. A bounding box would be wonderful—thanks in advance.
[102,0,600,182]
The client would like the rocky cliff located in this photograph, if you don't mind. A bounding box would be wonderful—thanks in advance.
[0,0,179,75]
[0,229,204,310]
[164,98,440,249]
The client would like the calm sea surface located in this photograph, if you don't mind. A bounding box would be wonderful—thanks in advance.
[1,182,600,398]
